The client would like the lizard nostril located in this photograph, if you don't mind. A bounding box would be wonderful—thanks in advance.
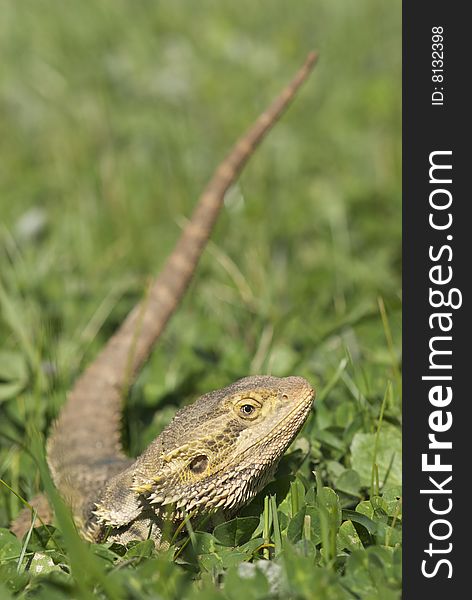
[281,393,289,400]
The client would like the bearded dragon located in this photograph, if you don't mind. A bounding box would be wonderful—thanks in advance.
[12,52,318,545]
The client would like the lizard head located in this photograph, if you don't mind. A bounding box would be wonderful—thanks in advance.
[131,375,315,515]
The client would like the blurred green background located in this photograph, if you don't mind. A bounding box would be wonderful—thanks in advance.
[0,0,401,597]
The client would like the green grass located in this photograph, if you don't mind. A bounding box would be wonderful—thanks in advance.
[0,0,401,598]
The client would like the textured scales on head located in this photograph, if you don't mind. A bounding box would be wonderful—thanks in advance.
[90,376,314,542]
[11,52,318,543]
[139,376,313,508]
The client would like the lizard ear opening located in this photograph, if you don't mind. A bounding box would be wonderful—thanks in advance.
[188,454,209,474]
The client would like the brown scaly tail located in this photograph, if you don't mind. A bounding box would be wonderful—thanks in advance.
[31,51,318,524]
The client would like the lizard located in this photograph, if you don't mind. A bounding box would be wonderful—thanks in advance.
[11,51,318,546]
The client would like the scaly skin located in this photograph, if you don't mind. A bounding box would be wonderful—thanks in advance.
[11,52,318,543]
[86,376,314,544]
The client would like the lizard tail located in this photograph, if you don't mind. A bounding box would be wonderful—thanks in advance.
[46,52,318,510]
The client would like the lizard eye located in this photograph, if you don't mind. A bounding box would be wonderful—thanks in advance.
[234,396,262,420]
[237,402,260,420]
